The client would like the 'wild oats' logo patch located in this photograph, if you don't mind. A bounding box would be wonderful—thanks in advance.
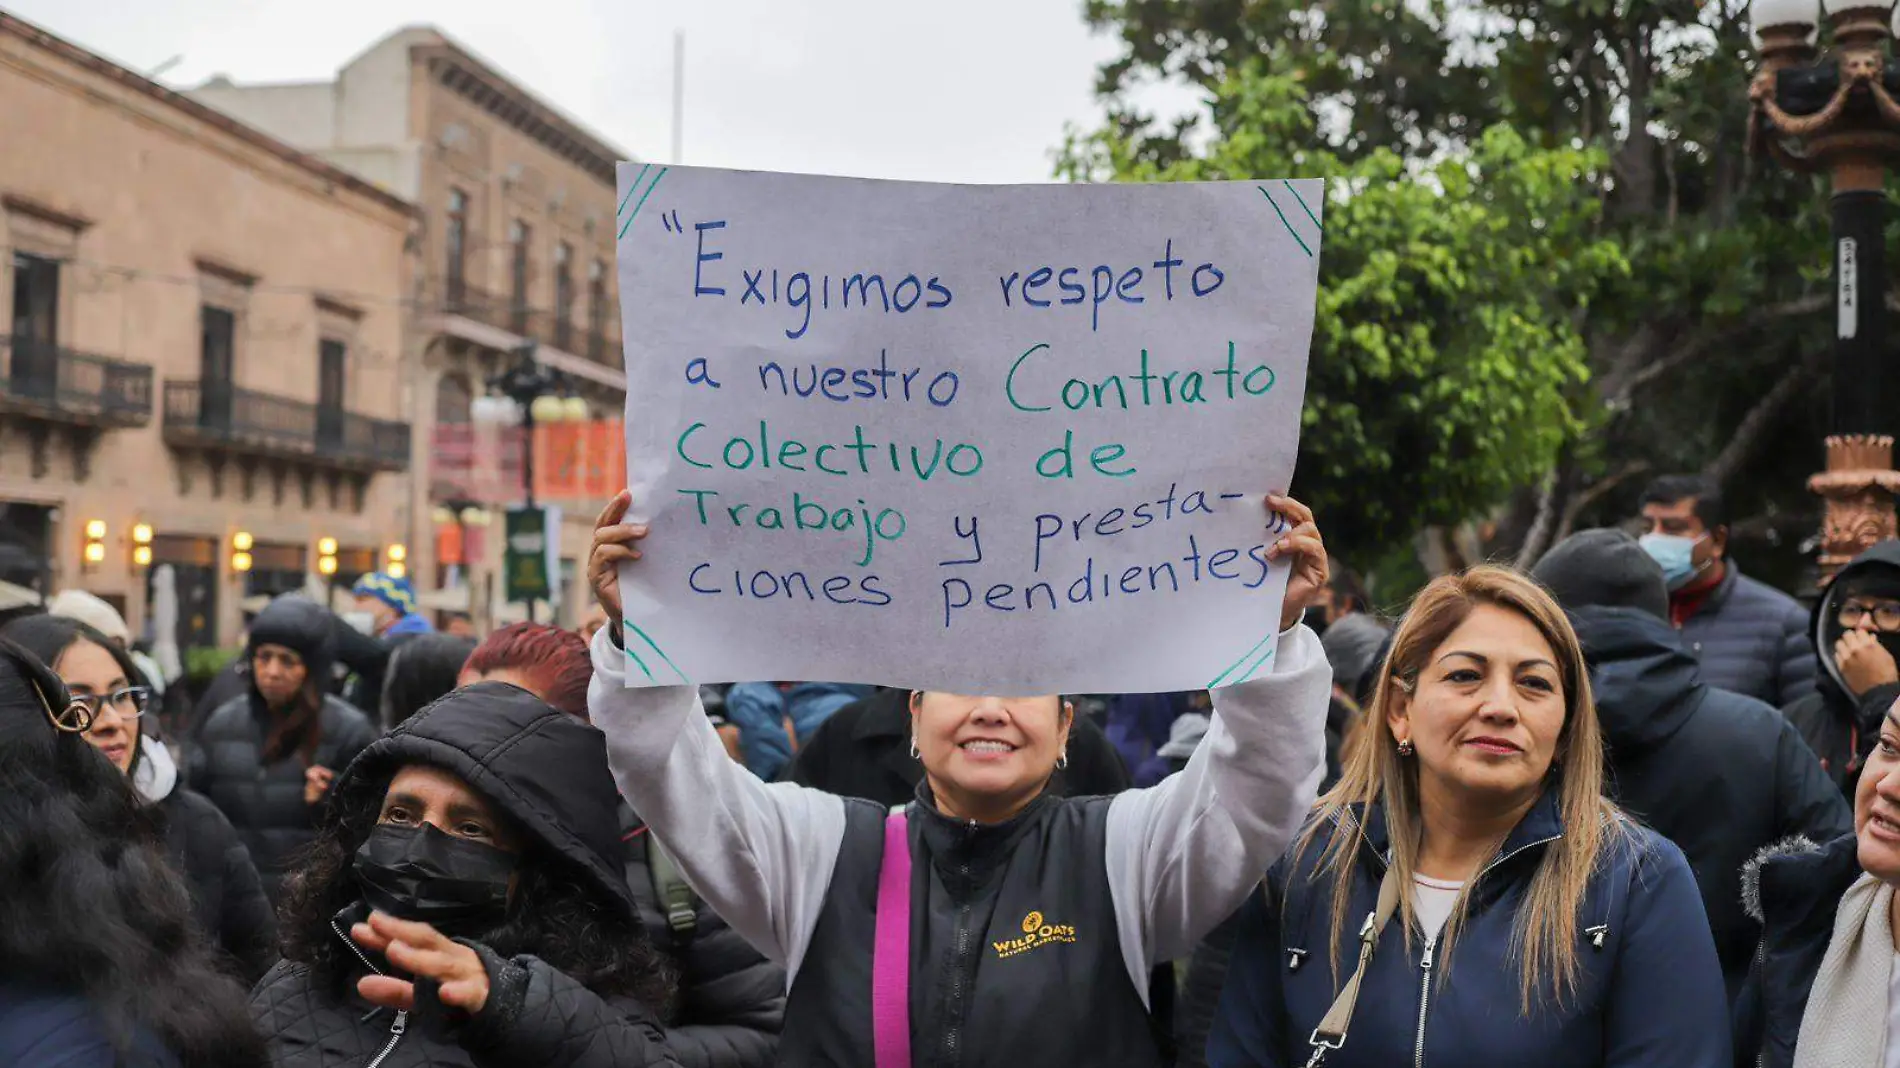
[993,910,1077,959]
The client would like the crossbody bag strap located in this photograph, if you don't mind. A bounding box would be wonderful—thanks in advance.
[872,810,913,1068]
[1304,863,1404,1068]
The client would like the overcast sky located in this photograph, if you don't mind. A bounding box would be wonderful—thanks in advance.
[5,0,1190,184]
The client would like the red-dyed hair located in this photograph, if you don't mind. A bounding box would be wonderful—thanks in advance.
[464,622,591,720]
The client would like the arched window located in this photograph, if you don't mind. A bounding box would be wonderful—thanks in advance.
[435,372,472,425]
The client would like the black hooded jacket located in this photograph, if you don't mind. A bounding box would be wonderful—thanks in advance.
[1571,605,1851,1002]
[190,597,377,903]
[249,682,679,1068]
[622,806,785,1068]
[1731,832,1863,1068]
[1781,539,1900,793]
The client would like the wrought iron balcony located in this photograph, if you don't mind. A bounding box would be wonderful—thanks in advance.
[0,337,153,427]
[443,282,529,337]
[438,280,616,364]
[162,379,410,471]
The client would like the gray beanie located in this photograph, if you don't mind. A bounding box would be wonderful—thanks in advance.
[1531,528,1669,620]
[1321,613,1391,694]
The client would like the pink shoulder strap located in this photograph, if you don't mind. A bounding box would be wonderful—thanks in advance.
[872,810,912,1068]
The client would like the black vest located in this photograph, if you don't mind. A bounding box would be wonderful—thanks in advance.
[779,793,1161,1068]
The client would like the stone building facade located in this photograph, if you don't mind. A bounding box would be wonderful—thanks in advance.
[0,13,415,650]
[192,27,631,629]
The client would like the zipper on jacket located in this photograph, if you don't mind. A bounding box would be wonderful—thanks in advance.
[1413,937,1438,1068]
[1754,940,1767,1068]
[330,918,404,1068]
[1479,834,1562,878]
[365,1010,407,1068]
[330,917,385,977]
[939,864,976,1063]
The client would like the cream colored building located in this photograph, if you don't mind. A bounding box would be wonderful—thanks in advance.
[192,27,632,629]
[0,13,416,649]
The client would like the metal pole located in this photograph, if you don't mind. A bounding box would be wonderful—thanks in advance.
[1812,166,1899,579]
[522,396,538,625]
[672,30,685,164]
[1832,181,1890,436]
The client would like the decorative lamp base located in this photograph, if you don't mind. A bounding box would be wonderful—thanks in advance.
[1808,434,1900,580]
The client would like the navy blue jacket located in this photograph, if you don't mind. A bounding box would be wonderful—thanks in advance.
[1731,832,1864,1068]
[1677,562,1816,710]
[0,984,179,1068]
[1207,795,1730,1068]
[1572,606,1850,1002]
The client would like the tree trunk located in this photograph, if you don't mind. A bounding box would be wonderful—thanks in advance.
[1702,343,1826,487]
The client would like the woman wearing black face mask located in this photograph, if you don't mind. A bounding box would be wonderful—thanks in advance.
[251,682,681,1068]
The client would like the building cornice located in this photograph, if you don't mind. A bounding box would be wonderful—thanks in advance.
[414,41,625,187]
[0,12,417,220]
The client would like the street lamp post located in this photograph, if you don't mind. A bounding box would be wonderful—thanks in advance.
[484,341,562,623]
[1750,0,1900,578]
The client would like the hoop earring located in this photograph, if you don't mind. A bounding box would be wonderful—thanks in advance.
[909,738,920,760]
[1057,751,1069,770]
[1395,739,1415,757]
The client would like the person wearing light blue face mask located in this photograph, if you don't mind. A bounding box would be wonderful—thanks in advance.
[1636,474,1817,708]
[1637,529,1710,591]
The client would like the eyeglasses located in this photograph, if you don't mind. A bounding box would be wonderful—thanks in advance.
[1838,601,1900,632]
[68,686,153,720]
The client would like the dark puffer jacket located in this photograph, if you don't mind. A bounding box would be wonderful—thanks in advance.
[1208,795,1731,1068]
[1780,540,1900,794]
[1572,606,1850,1002]
[622,806,784,1068]
[132,737,277,982]
[249,682,679,1068]
[189,598,377,903]
[1677,560,1816,709]
[1731,832,1863,1068]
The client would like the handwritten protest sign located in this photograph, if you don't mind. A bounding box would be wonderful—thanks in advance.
[614,164,1322,694]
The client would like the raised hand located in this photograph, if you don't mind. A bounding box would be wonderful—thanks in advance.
[303,765,335,806]
[1264,494,1327,634]
[588,491,648,628]
[1837,629,1899,696]
[352,911,491,1015]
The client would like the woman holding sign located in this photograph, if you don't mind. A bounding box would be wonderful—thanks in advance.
[585,489,1333,1067]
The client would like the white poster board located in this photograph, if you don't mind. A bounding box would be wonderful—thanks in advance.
[615,164,1322,694]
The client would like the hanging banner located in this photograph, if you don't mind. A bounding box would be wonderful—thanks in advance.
[502,505,554,603]
[614,165,1323,693]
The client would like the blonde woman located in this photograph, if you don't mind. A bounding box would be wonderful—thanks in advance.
[1208,566,1728,1067]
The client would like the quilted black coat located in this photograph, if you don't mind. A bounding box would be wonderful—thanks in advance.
[189,598,377,903]
[160,784,278,983]
[249,914,676,1068]
[622,805,783,1068]
[192,690,376,904]
[249,682,679,1068]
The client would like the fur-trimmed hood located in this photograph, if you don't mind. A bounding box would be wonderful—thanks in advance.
[1734,831,1866,1068]
[1740,835,1826,924]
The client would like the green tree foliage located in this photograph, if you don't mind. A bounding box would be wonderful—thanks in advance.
[1061,59,1627,562]
[1071,0,1842,581]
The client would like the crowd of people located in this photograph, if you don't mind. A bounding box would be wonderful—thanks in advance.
[1,474,1898,1066]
